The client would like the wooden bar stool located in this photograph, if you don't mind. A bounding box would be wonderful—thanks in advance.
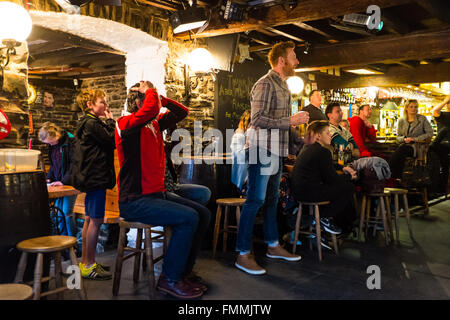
[358,191,394,245]
[0,284,33,300]
[112,218,168,299]
[402,140,431,216]
[292,201,339,262]
[14,235,86,300]
[212,198,246,258]
[384,187,413,241]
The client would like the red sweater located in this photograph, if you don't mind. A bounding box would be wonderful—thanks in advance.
[349,116,377,157]
[115,88,189,202]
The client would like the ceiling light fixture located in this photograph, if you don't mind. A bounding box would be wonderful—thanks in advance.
[170,0,207,34]
[303,42,311,55]
[344,68,383,75]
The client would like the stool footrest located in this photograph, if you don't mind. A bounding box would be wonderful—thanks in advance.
[39,286,68,298]
[24,276,52,286]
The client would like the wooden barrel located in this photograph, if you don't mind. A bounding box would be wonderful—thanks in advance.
[178,154,236,250]
[178,154,235,202]
[0,171,51,283]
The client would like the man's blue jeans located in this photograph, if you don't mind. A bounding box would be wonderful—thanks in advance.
[175,184,211,206]
[119,193,199,282]
[165,191,211,276]
[236,148,283,253]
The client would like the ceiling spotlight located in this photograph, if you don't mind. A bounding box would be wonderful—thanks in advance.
[303,42,311,55]
[170,1,207,34]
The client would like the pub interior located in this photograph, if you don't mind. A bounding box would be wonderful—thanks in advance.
[0,0,449,302]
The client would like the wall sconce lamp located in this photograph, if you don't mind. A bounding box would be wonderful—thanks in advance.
[0,2,33,85]
[184,48,218,99]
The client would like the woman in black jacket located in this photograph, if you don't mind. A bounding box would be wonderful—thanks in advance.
[291,120,357,235]
[39,122,76,236]
[72,89,116,280]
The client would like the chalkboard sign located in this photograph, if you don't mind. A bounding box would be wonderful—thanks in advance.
[214,56,269,142]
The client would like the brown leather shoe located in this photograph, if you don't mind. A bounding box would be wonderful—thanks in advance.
[235,253,266,275]
[184,273,208,292]
[266,245,302,261]
[157,274,203,299]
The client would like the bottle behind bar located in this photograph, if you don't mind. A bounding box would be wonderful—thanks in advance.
[338,145,344,166]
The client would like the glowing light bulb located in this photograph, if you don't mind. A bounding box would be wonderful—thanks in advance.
[187,48,213,73]
[287,76,304,94]
[0,2,32,42]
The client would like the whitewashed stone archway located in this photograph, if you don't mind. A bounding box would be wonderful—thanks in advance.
[29,11,169,99]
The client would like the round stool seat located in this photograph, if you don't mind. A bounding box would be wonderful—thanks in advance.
[0,284,33,300]
[384,187,408,194]
[216,198,246,206]
[119,218,154,229]
[364,191,390,197]
[299,201,330,206]
[17,236,77,253]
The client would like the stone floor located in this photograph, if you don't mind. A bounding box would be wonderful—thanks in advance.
[59,196,450,300]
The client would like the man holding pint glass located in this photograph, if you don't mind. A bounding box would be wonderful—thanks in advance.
[235,41,309,275]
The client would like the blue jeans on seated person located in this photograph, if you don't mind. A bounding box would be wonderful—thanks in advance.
[174,184,211,206]
[55,195,77,236]
[119,193,200,282]
[165,191,211,277]
[236,148,283,253]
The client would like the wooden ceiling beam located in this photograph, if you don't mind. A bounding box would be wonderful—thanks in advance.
[292,22,335,40]
[264,27,304,42]
[295,27,450,71]
[315,62,450,89]
[30,52,122,69]
[28,26,124,55]
[256,28,279,37]
[134,0,180,11]
[384,59,416,69]
[175,0,413,40]
[381,10,410,35]
[242,31,273,46]
[415,0,450,24]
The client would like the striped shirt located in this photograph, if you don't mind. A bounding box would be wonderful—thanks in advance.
[246,70,291,157]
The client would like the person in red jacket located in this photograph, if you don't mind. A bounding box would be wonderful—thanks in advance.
[115,81,209,299]
[349,104,378,157]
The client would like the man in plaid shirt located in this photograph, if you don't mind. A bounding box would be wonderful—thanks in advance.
[235,41,310,275]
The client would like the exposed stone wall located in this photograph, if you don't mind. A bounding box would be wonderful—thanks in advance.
[165,36,215,134]
[27,78,79,158]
